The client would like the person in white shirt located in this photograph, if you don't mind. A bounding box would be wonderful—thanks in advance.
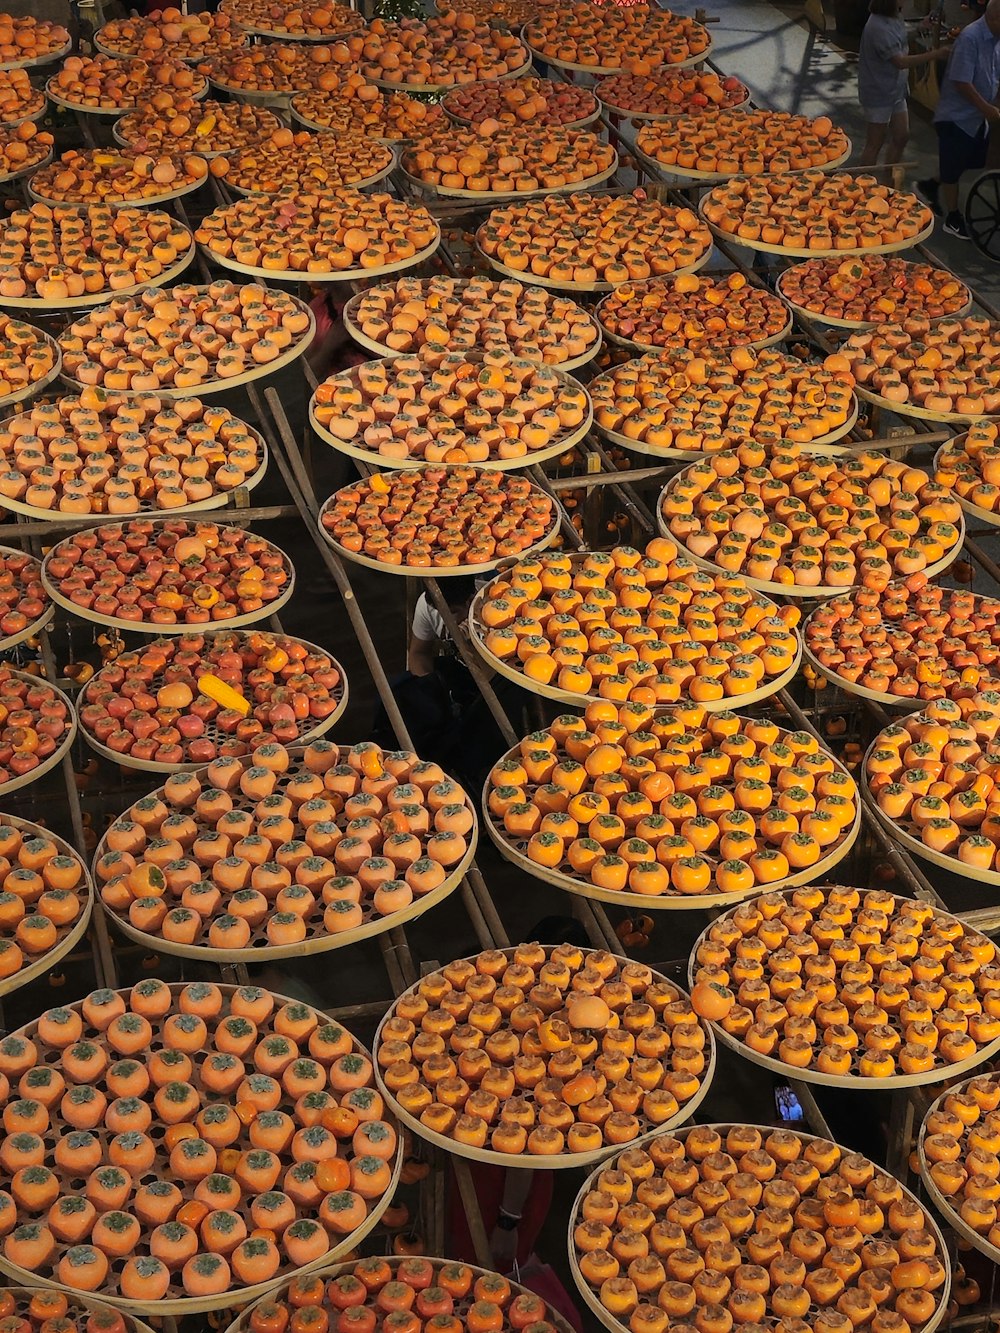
[372,576,519,788]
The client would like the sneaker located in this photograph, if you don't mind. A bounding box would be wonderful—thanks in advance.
[916,177,941,215]
[943,211,970,240]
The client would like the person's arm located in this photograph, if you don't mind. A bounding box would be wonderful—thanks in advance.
[953,79,1000,119]
[890,45,951,67]
[489,1169,534,1272]
[407,595,443,676]
[407,631,437,677]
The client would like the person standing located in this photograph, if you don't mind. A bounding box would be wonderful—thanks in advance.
[858,0,951,183]
[918,0,1000,239]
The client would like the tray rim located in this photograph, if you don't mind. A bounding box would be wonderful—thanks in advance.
[688,886,1000,1088]
[41,523,295,636]
[0,979,402,1315]
[317,465,562,577]
[569,1119,953,1333]
[373,943,717,1169]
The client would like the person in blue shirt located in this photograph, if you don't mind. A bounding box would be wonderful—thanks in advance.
[918,0,1000,239]
[859,0,950,181]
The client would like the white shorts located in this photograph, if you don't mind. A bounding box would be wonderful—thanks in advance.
[861,95,908,125]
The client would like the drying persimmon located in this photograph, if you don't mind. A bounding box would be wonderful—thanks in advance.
[347,275,598,366]
[443,75,598,129]
[97,9,249,60]
[404,123,615,194]
[702,172,932,254]
[524,2,710,71]
[478,190,712,287]
[660,441,963,591]
[591,347,854,451]
[30,148,208,206]
[842,315,1000,417]
[472,542,801,706]
[116,98,281,157]
[805,576,1000,703]
[637,107,849,176]
[779,256,971,327]
[597,273,789,352]
[359,12,528,89]
[597,67,747,116]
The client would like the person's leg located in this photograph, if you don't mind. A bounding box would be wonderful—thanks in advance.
[885,102,910,186]
[859,117,888,170]
[937,120,988,235]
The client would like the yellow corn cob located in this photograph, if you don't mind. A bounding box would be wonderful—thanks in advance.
[198,672,251,716]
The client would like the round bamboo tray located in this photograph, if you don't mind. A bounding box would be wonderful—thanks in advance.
[310,401,591,473]
[688,887,1000,1089]
[0,145,51,184]
[60,299,315,399]
[0,98,47,132]
[468,552,803,710]
[918,1074,1000,1269]
[369,53,533,96]
[374,945,716,1170]
[0,436,268,523]
[0,1286,154,1333]
[801,579,1000,707]
[700,207,936,259]
[599,397,858,462]
[28,170,206,211]
[207,77,298,108]
[471,615,802,711]
[0,40,72,72]
[92,29,251,62]
[569,1122,953,1333]
[201,230,441,285]
[399,153,618,202]
[112,113,269,159]
[596,85,750,121]
[318,472,561,577]
[42,526,295,636]
[0,982,402,1316]
[854,381,1000,424]
[0,547,52,653]
[800,638,923,709]
[225,1257,577,1333]
[0,328,61,410]
[484,751,861,914]
[595,299,792,356]
[476,235,711,292]
[863,730,1000,887]
[78,632,348,774]
[634,137,850,185]
[522,37,712,76]
[94,744,475,961]
[288,101,428,141]
[342,286,602,373]
[309,356,593,473]
[657,497,967,600]
[46,78,207,116]
[0,239,196,312]
[443,99,601,130]
[775,264,974,330]
[933,436,1000,530]
[0,669,77,800]
[0,814,92,1000]
[232,18,366,41]
[228,152,396,198]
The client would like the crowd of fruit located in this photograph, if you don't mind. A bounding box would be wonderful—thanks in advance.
[4,0,1000,1324]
